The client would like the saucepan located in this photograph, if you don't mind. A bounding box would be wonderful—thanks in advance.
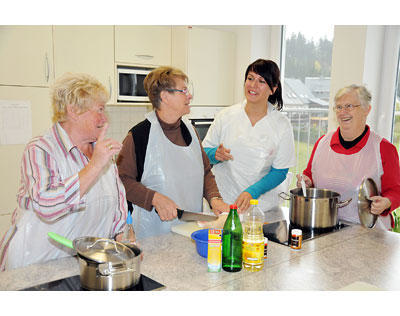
[280,188,352,229]
[48,232,141,290]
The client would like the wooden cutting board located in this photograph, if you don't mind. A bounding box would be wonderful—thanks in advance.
[171,222,203,238]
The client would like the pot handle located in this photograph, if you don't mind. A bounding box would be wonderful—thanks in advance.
[98,262,135,276]
[337,198,352,208]
[279,192,290,200]
[48,232,74,249]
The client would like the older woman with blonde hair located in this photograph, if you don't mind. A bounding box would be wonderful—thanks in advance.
[0,72,132,270]
[117,66,229,239]
[297,84,400,230]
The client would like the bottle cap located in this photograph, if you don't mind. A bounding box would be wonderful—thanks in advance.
[126,211,133,225]
[250,199,258,205]
[229,204,238,209]
[292,229,302,236]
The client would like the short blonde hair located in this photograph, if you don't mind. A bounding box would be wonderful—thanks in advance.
[334,84,372,109]
[51,72,109,123]
[143,66,188,109]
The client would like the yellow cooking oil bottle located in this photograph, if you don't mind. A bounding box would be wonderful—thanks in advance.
[242,199,265,272]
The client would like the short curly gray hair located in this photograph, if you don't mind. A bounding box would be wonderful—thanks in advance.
[334,84,372,109]
[51,72,109,123]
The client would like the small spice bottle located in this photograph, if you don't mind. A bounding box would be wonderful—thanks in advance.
[264,237,268,259]
[290,229,302,250]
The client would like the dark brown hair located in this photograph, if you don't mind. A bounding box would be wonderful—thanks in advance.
[245,59,283,111]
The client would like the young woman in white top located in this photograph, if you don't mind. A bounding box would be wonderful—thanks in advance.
[203,59,296,212]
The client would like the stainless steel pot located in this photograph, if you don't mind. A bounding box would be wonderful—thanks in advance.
[77,242,141,291]
[48,233,142,290]
[280,188,351,229]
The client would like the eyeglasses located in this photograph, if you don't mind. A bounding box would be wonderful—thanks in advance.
[166,88,191,96]
[166,81,194,97]
[333,104,361,112]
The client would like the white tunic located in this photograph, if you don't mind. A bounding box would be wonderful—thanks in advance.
[202,101,296,211]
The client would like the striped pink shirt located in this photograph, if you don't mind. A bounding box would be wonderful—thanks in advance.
[0,123,127,270]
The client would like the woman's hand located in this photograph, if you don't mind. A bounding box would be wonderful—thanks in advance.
[296,174,312,188]
[210,198,230,215]
[215,143,234,162]
[369,196,391,215]
[91,123,122,170]
[152,192,179,221]
[78,123,123,197]
[235,191,252,213]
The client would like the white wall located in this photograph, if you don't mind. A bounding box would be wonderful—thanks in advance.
[328,25,400,140]
[217,25,283,104]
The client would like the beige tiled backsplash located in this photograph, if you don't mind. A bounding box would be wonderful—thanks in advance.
[106,105,149,143]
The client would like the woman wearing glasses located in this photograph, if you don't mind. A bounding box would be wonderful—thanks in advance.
[297,84,400,230]
[202,59,296,212]
[117,66,229,239]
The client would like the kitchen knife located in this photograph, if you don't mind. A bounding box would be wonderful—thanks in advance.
[177,209,217,222]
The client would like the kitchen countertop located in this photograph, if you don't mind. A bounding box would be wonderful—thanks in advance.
[1,207,400,291]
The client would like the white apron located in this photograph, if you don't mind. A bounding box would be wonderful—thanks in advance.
[312,130,391,230]
[5,159,119,270]
[132,111,204,239]
[211,104,285,211]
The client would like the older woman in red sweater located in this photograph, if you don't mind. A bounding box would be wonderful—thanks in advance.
[297,84,400,230]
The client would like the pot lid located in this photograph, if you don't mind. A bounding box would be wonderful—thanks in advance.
[73,237,135,264]
[358,178,378,228]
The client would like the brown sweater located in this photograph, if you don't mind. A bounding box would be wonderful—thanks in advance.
[117,114,221,211]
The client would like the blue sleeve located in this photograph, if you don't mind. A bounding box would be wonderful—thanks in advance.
[204,147,220,165]
[245,167,289,199]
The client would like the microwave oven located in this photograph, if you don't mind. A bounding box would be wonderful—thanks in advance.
[117,66,153,103]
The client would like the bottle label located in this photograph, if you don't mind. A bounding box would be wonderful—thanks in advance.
[290,234,302,249]
[242,240,264,264]
[264,240,268,259]
[208,229,222,272]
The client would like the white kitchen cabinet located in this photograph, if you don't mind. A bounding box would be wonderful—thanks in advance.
[53,26,115,103]
[115,26,171,66]
[172,26,236,106]
[0,26,53,87]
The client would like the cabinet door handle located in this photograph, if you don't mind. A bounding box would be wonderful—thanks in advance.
[134,54,154,60]
[45,53,50,82]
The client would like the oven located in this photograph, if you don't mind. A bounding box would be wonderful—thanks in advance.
[187,106,224,141]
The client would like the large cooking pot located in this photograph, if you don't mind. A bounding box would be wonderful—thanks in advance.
[48,232,141,290]
[280,188,351,229]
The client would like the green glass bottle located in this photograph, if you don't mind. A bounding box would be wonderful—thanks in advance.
[222,204,243,272]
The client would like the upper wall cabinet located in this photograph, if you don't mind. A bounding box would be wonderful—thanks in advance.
[115,26,171,66]
[172,26,236,106]
[0,26,53,87]
[53,26,115,103]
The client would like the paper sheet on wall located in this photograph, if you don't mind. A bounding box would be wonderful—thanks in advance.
[0,100,32,145]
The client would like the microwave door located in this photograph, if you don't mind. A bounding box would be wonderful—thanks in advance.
[119,73,134,96]
[118,71,149,102]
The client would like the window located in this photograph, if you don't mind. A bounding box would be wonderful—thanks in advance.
[390,49,400,151]
[282,25,334,187]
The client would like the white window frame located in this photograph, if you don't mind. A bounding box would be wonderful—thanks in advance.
[375,26,400,142]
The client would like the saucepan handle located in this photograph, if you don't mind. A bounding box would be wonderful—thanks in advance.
[337,198,352,208]
[48,232,74,249]
[279,192,290,200]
